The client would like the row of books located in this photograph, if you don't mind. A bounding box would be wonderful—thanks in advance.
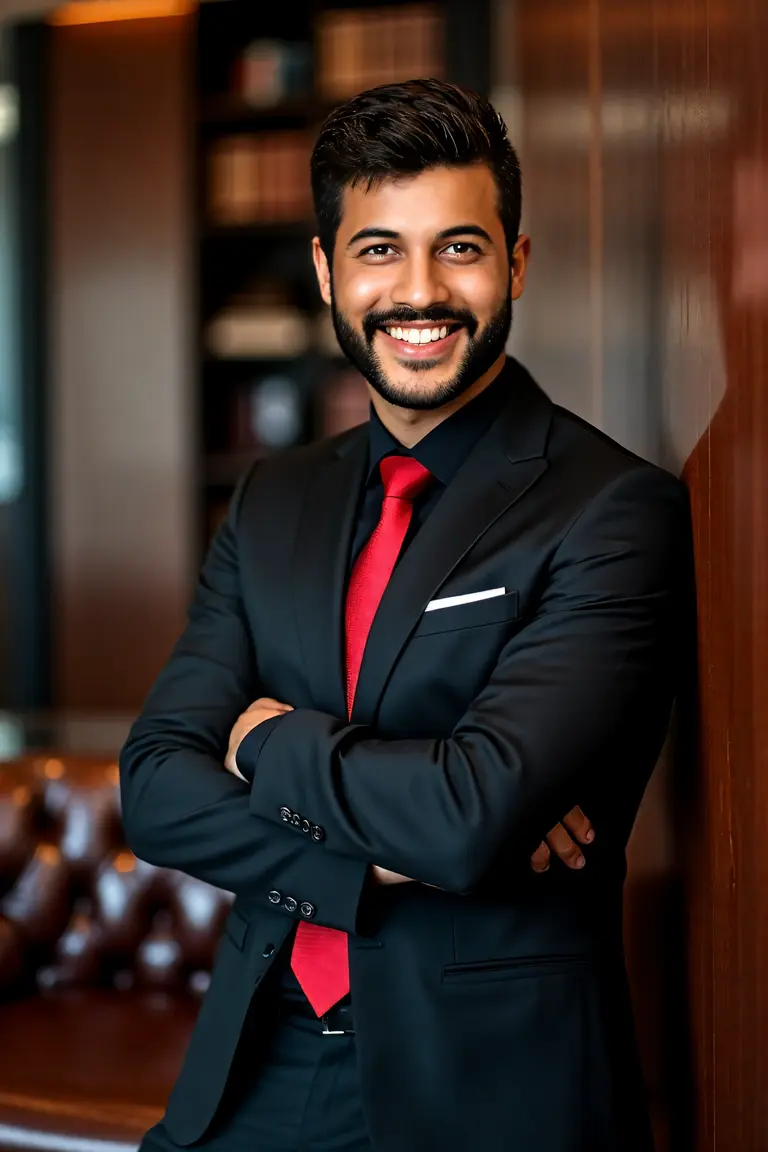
[207,132,313,225]
[316,4,445,100]
[218,6,445,112]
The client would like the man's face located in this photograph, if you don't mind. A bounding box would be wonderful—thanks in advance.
[312,164,528,411]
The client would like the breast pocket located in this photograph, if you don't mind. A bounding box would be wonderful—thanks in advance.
[412,590,520,637]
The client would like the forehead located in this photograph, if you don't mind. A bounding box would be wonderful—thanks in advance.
[339,163,503,240]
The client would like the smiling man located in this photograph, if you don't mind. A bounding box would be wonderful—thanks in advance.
[120,80,692,1152]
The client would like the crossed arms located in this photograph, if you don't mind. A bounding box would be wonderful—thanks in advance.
[119,465,690,924]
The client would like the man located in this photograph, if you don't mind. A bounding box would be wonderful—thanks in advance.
[120,79,691,1152]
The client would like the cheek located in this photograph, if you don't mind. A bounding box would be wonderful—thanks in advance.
[453,266,507,316]
[337,267,392,314]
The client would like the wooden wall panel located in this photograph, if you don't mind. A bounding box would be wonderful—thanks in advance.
[49,15,194,709]
[679,2,768,1143]
[503,0,768,1146]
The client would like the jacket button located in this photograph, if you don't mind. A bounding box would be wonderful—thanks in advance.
[283,895,298,913]
[311,825,325,842]
[300,818,311,834]
[299,902,316,919]
[262,943,276,957]
[279,807,291,822]
[290,813,301,827]
[268,890,281,904]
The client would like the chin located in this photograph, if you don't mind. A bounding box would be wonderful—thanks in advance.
[376,373,457,411]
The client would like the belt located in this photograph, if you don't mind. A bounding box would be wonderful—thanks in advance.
[278,994,355,1035]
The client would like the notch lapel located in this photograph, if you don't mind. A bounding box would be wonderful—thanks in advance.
[293,427,368,719]
[349,367,552,726]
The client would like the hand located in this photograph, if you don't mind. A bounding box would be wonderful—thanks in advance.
[225,697,294,780]
[370,865,415,886]
[530,805,594,873]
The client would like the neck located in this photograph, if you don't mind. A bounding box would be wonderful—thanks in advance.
[369,353,507,449]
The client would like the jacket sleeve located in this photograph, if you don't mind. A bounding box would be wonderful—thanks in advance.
[118,468,370,935]
[244,466,693,894]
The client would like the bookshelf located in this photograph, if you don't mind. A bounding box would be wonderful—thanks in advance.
[194,0,491,551]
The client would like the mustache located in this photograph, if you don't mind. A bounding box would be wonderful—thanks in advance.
[363,307,478,342]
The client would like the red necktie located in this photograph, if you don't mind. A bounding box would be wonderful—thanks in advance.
[290,455,433,1016]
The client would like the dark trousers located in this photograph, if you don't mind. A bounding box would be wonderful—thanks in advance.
[141,989,374,1152]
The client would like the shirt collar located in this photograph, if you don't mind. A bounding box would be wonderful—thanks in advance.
[366,360,512,487]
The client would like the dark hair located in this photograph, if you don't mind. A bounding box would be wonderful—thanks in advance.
[310,78,522,260]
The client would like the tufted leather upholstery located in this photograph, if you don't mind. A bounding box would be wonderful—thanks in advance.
[0,756,234,1152]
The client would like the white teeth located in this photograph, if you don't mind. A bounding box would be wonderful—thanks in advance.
[385,325,453,344]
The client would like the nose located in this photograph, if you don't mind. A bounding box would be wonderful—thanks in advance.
[390,249,450,312]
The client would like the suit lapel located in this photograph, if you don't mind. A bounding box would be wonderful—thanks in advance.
[293,362,553,725]
[293,426,368,718]
[350,364,552,725]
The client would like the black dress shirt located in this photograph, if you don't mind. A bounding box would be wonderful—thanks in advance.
[252,364,512,1000]
[348,364,512,573]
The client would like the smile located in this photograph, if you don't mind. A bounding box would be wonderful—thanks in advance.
[377,323,464,358]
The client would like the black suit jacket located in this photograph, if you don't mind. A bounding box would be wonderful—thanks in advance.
[120,359,692,1152]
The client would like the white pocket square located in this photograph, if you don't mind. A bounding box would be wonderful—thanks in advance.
[425,587,507,613]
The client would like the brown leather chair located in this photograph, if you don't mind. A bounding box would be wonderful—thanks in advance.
[0,756,233,1152]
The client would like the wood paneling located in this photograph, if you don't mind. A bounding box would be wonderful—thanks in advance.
[680,4,768,1144]
[49,15,194,709]
[504,0,768,1146]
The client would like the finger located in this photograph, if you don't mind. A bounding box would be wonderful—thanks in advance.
[530,841,551,872]
[546,823,586,870]
[561,805,595,845]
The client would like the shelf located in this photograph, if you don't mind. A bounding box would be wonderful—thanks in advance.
[199,93,326,128]
[201,221,314,242]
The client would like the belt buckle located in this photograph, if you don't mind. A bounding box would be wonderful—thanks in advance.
[321,1003,354,1035]
[321,1015,347,1035]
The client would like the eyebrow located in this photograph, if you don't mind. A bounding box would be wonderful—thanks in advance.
[345,224,494,249]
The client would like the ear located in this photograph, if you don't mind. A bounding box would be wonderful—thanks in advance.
[312,236,333,306]
[511,234,531,301]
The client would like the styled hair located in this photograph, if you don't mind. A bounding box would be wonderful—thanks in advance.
[310,78,522,260]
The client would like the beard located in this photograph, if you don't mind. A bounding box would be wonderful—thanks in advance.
[330,290,512,411]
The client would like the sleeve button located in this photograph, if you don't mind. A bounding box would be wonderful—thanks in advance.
[311,825,325,842]
[279,807,291,822]
[299,902,316,919]
[300,818,311,834]
[268,890,281,904]
[283,896,298,913]
[290,813,301,827]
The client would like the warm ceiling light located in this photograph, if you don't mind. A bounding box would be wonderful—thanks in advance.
[51,0,196,25]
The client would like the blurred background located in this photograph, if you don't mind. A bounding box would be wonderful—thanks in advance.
[0,1,765,1150]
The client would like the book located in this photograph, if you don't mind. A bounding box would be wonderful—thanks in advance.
[316,5,445,100]
[207,131,313,225]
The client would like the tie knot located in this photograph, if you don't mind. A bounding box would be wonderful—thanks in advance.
[379,455,432,502]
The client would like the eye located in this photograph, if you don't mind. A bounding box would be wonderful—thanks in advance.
[359,244,397,259]
[443,242,481,259]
